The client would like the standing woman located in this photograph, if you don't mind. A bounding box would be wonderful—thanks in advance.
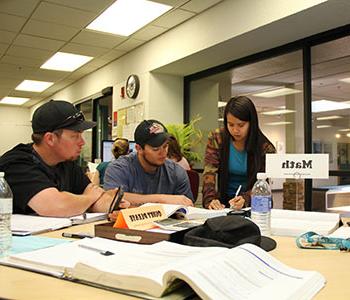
[202,96,276,210]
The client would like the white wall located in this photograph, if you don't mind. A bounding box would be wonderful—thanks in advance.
[189,79,219,168]
[0,106,32,155]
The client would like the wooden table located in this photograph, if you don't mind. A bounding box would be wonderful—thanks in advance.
[1,223,350,299]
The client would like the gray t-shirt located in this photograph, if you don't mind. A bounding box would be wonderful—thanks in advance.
[103,152,194,202]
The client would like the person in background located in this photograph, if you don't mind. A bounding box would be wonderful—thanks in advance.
[104,119,194,207]
[0,100,129,216]
[167,135,191,171]
[202,96,276,210]
[92,138,129,185]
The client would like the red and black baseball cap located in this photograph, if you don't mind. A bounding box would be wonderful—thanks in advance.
[134,119,169,147]
[32,100,96,133]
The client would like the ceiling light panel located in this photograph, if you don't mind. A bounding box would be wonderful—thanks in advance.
[265,121,292,126]
[316,125,331,129]
[15,80,54,92]
[41,52,93,72]
[252,87,301,98]
[316,115,342,121]
[339,77,350,83]
[261,109,296,116]
[87,0,172,36]
[312,99,350,113]
[0,96,30,105]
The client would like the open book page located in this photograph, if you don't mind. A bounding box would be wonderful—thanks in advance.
[141,203,229,220]
[1,238,143,276]
[1,238,325,299]
[72,239,225,297]
[70,213,108,224]
[271,209,340,237]
[11,213,107,235]
[162,243,325,300]
[11,214,73,235]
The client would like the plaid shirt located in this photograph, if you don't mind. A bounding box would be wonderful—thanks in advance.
[202,128,275,208]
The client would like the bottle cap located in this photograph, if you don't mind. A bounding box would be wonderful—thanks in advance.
[257,173,267,180]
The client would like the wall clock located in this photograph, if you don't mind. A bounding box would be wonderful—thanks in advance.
[126,74,140,99]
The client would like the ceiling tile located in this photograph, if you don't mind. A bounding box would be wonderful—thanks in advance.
[114,39,145,52]
[45,0,115,13]
[0,30,17,44]
[152,9,195,28]
[0,76,22,88]
[83,58,110,69]
[61,43,110,57]
[153,0,187,7]
[0,63,34,79]
[0,87,11,98]
[97,49,126,61]
[13,34,65,51]
[31,2,96,28]
[181,0,222,13]
[71,30,127,48]
[27,69,68,82]
[22,19,80,41]
[0,0,39,17]
[1,55,46,68]
[7,45,53,60]
[0,13,26,32]
[8,90,40,98]
[132,25,168,41]
[0,43,9,55]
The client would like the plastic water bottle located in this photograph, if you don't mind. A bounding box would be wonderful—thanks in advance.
[0,172,13,256]
[251,173,272,236]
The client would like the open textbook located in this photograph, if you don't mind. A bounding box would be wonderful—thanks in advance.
[0,237,325,300]
[11,213,107,236]
[142,203,229,220]
[271,209,340,237]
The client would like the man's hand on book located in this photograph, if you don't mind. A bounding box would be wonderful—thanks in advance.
[165,195,194,207]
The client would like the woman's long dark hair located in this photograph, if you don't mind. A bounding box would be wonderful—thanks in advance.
[218,96,272,202]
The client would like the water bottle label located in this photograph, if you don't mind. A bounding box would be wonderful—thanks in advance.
[0,198,12,214]
[251,196,271,213]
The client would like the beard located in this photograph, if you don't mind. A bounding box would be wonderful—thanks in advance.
[141,152,165,169]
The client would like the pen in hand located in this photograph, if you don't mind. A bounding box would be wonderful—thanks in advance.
[230,185,242,210]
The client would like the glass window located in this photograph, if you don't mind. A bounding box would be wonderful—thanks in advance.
[189,50,304,209]
[311,36,350,187]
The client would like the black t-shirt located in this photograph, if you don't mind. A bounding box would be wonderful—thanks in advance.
[0,143,90,214]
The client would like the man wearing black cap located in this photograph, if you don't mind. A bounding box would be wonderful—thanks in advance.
[104,120,194,207]
[0,100,129,216]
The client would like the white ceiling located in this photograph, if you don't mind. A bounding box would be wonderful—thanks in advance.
[0,0,222,107]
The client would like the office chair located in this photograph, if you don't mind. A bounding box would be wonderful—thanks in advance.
[186,169,200,201]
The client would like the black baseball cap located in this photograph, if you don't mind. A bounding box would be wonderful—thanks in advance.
[32,100,96,133]
[183,215,276,252]
[134,119,169,147]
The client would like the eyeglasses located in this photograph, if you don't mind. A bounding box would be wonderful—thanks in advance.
[52,111,85,131]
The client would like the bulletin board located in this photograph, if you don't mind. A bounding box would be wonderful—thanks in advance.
[112,102,144,140]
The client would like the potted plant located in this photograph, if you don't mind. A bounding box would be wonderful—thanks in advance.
[166,116,203,166]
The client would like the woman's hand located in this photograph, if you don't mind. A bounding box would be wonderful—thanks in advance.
[228,195,245,210]
[208,199,225,210]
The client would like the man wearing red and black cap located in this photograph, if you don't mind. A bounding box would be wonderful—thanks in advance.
[104,120,194,207]
[0,100,129,216]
